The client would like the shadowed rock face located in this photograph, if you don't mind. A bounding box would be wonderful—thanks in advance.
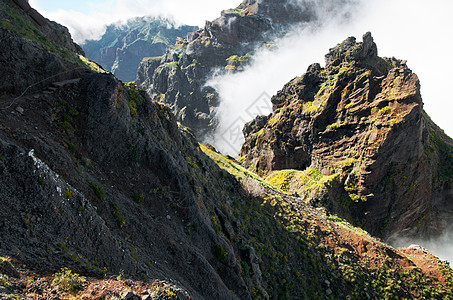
[135,0,356,140]
[239,33,453,241]
[0,73,252,299]
[8,0,84,54]
[0,0,86,96]
[0,4,251,297]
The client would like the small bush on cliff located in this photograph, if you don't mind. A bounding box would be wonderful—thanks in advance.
[63,189,75,199]
[211,245,227,261]
[77,55,105,73]
[211,216,221,233]
[88,181,105,200]
[133,193,145,204]
[0,274,9,287]
[113,203,125,227]
[52,268,83,292]
[125,82,141,118]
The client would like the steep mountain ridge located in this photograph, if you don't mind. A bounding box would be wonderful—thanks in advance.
[83,17,198,82]
[239,32,453,242]
[4,0,83,54]
[135,0,355,139]
[0,0,86,97]
[1,2,452,299]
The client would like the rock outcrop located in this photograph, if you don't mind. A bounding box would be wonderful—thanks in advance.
[7,0,84,54]
[135,0,354,139]
[83,17,198,82]
[239,32,453,242]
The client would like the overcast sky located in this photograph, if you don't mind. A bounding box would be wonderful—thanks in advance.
[28,0,453,142]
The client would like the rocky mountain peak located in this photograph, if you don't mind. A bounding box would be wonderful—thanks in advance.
[237,0,314,24]
[328,32,378,61]
[82,17,197,82]
[361,31,378,58]
[239,32,452,241]
[324,32,390,77]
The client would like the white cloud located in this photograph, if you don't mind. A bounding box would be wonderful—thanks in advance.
[30,0,242,43]
[29,0,453,147]
[206,0,453,155]
[357,0,453,264]
[206,24,354,155]
[355,0,453,144]
[392,228,453,264]
[206,1,364,155]
[28,0,453,265]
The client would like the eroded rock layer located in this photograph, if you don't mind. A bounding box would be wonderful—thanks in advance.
[239,33,453,241]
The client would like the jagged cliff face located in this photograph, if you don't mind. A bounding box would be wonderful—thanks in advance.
[2,67,452,298]
[1,3,453,299]
[239,33,453,241]
[0,3,252,297]
[0,74,255,299]
[135,0,354,139]
[135,9,273,138]
[83,17,198,82]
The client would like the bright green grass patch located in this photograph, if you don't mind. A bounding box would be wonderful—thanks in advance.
[77,55,106,73]
[52,268,83,292]
[199,144,280,192]
[265,170,296,193]
[265,168,339,196]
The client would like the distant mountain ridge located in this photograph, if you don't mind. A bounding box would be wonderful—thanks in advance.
[82,17,198,82]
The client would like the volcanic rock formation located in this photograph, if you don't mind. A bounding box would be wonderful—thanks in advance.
[239,32,453,242]
[0,0,86,97]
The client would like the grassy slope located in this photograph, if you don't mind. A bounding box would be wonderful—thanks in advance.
[201,144,453,299]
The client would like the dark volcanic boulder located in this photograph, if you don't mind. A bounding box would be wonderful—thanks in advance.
[239,33,453,241]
